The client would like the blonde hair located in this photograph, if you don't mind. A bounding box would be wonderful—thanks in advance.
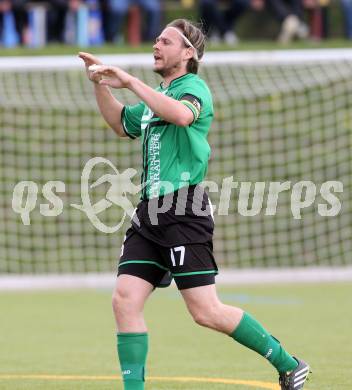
[167,19,205,74]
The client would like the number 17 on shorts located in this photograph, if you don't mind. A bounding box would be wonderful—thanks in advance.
[170,246,185,267]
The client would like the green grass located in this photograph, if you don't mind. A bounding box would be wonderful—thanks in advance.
[0,39,351,57]
[0,283,351,389]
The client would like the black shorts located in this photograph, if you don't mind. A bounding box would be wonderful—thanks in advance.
[118,228,218,290]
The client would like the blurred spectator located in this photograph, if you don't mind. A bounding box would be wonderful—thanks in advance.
[199,0,308,44]
[341,0,352,38]
[304,0,330,40]
[199,0,230,43]
[102,0,161,43]
[32,0,105,45]
[64,0,104,45]
[46,0,83,43]
[266,0,309,42]
[199,0,264,45]
[0,0,28,45]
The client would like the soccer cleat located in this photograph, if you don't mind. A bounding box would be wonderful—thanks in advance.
[279,357,310,389]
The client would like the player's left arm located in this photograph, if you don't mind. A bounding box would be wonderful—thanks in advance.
[91,66,195,127]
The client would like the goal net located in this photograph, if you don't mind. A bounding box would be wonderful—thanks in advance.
[0,50,351,274]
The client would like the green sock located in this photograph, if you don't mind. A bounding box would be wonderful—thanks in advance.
[230,312,298,373]
[117,333,148,390]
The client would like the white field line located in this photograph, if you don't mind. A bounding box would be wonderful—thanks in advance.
[0,266,351,290]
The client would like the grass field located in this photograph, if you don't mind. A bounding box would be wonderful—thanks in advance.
[0,282,351,390]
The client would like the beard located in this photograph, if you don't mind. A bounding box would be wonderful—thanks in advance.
[153,60,182,78]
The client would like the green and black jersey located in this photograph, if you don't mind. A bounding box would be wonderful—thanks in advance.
[121,73,213,200]
[121,73,214,247]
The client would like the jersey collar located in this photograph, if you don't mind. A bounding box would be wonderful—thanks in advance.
[160,73,194,90]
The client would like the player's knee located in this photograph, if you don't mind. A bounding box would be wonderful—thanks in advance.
[111,289,121,315]
[112,287,135,316]
[191,305,219,328]
[192,311,210,327]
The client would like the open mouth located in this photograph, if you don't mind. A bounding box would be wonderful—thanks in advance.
[153,54,162,62]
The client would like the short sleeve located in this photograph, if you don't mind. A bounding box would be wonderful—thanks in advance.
[121,102,145,139]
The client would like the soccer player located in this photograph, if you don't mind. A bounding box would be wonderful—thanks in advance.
[79,19,310,390]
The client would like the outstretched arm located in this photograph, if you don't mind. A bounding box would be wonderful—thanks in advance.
[78,52,127,138]
[91,66,194,127]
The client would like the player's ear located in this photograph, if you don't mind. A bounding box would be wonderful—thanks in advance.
[185,47,194,60]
